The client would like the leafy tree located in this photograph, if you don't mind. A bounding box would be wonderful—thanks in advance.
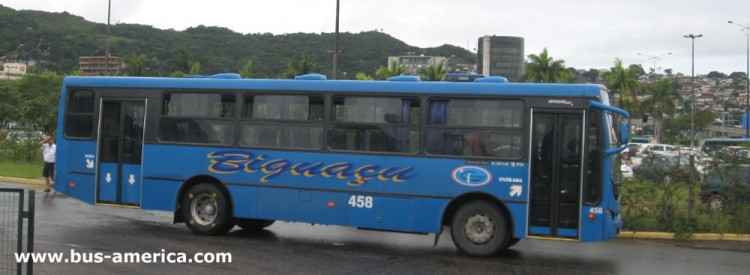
[729,71,748,79]
[68,69,84,76]
[417,60,447,81]
[283,52,316,79]
[582,69,599,83]
[664,68,673,76]
[517,48,569,83]
[375,60,407,80]
[355,72,374,80]
[0,81,20,128]
[12,73,63,134]
[121,54,160,76]
[661,109,716,145]
[167,48,191,74]
[640,78,682,142]
[707,71,727,79]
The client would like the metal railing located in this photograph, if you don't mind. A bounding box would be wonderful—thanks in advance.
[1,189,35,275]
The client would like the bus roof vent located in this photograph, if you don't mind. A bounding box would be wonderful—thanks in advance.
[210,73,241,79]
[294,74,327,80]
[474,76,508,83]
[388,75,421,82]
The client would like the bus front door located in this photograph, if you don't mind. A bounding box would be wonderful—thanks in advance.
[529,110,584,239]
[96,100,146,206]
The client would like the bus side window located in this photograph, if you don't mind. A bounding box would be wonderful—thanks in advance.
[159,119,183,142]
[288,127,311,149]
[328,129,348,150]
[185,119,209,143]
[256,126,279,147]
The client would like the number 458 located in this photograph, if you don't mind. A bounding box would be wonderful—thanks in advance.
[348,195,373,208]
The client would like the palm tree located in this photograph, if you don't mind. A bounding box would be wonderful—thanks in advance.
[121,54,159,76]
[355,72,374,80]
[417,60,447,81]
[283,53,316,78]
[517,48,569,83]
[239,60,253,78]
[640,78,682,142]
[600,58,646,112]
[375,60,407,80]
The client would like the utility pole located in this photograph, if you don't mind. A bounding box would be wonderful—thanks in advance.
[105,0,111,76]
[333,0,340,80]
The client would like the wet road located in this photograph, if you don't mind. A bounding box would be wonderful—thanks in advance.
[3,181,750,275]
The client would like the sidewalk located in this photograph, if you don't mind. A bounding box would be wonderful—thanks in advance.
[1,176,749,243]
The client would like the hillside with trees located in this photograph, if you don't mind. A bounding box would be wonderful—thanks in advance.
[0,5,476,78]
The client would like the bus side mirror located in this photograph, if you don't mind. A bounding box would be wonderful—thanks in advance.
[620,121,629,144]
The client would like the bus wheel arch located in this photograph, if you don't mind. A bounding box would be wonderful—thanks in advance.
[443,192,514,256]
[174,175,235,235]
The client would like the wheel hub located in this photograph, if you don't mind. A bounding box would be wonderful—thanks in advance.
[191,194,218,225]
[464,214,494,244]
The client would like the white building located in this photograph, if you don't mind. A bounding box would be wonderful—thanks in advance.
[0,63,27,81]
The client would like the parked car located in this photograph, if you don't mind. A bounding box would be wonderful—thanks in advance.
[631,154,705,183]
[634,143,677,157]
[701,164,750,211]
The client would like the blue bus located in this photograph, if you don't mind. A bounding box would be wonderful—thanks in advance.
[55,73,629,256]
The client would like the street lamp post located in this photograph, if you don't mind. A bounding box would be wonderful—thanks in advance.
[684,34,702,150]
[728,21,750,138]
[638,52,672,79]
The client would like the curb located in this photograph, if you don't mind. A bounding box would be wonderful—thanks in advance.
[617,231,750,242]
[0,176,46,186]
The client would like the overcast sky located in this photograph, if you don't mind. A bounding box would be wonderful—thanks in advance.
[5,1,750,76]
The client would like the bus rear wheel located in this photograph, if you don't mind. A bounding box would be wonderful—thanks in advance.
[181,183,234,235]
[236,218,275,232]
[450,201,508,256]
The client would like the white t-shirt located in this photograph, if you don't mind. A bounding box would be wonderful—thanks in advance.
[42,143,56,163]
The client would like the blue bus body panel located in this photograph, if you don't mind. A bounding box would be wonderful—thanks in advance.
[140,144,532,234]
[120,164,142,204]
[55,139,97,204]
[98,162,118,203]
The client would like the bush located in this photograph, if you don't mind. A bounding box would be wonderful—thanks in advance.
[621,151,750,235]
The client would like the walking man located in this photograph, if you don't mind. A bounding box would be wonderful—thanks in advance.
[39,136,56,192]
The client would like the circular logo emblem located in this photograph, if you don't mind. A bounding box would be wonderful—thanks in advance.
[451,166,492,187]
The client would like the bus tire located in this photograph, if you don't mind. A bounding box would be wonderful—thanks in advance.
[236,218,275,232]
[450,201,508,256]
[181,183,234,235]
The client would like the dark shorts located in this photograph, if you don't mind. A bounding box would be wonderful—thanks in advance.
[43,162,55,178]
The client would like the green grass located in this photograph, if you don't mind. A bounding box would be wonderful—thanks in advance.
[0,160,45,179]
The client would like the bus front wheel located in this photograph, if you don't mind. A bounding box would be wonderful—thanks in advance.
[181,183,234,235]
[450,201,508,256]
